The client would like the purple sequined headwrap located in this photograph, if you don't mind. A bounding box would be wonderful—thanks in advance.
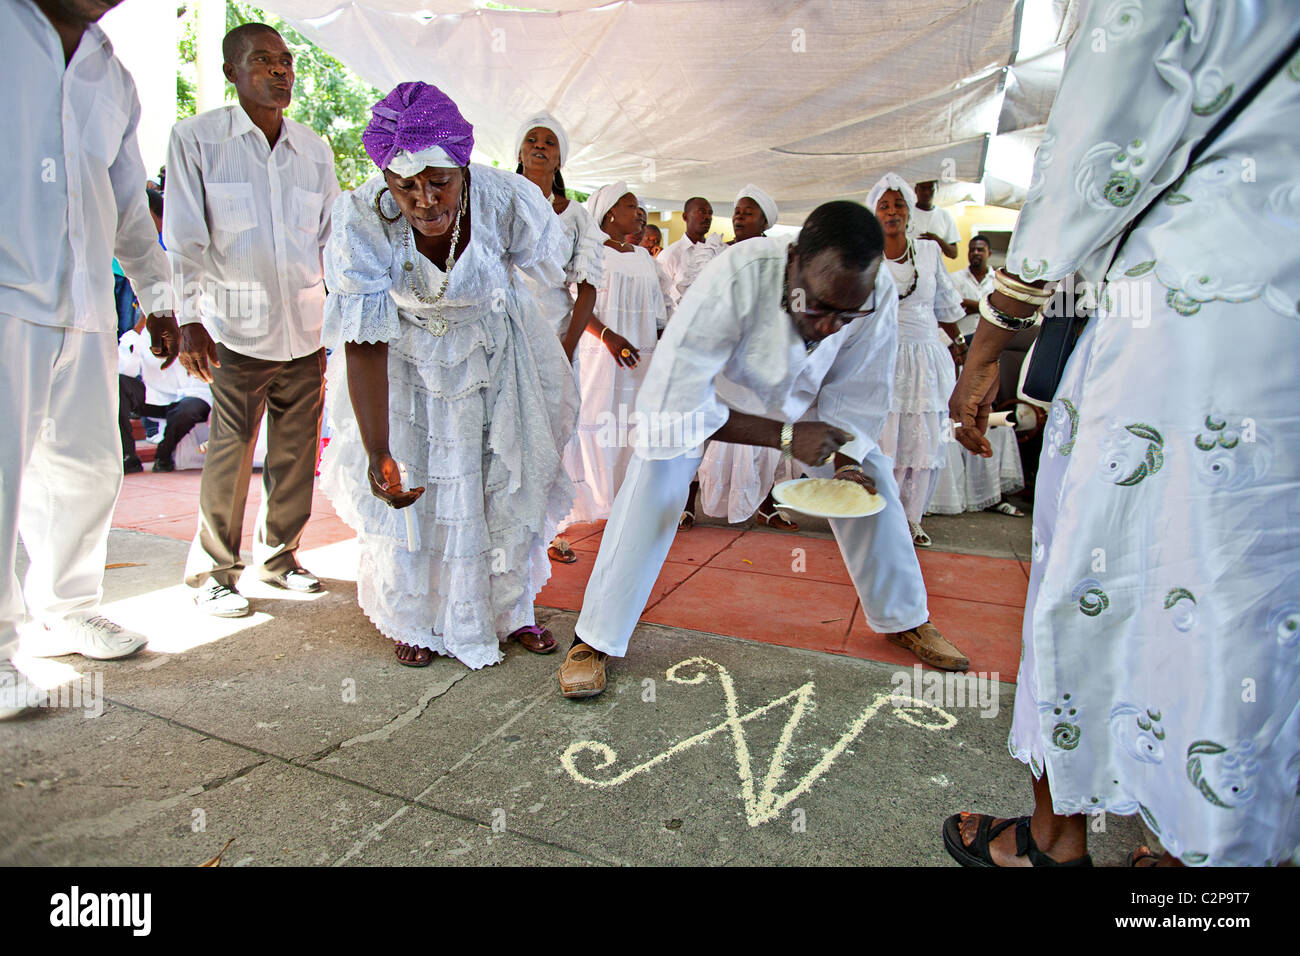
[362,81,475,171]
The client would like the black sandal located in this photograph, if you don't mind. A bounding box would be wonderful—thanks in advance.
[942,813,1092,867]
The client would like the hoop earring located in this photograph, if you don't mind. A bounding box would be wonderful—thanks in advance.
[374,187,401,224]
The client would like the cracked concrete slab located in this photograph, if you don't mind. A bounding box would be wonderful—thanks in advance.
[5,526,1146,867]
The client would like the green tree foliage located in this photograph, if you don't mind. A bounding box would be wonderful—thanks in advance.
[176,2,381,190]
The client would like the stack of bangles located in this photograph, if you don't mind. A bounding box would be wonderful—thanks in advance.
[978,269,1055,331]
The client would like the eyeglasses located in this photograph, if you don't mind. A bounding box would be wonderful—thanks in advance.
[782,263,876,325]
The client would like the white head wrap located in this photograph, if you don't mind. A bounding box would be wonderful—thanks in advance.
[586,181,630,229]
[734,184,778,231]
[386,145,461,177]
[865,173,916,216]
[515,113,570,167]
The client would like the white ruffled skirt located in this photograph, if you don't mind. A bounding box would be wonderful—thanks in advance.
[320,303,577,670]
[877,335,956,522]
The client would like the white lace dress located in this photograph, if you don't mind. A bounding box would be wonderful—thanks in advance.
[566,243,667,523]
[876,238,962,523]
[1005,1,1300,866]
[319,166,578,669]
[512,196,604,531]
[926,425,1025,515]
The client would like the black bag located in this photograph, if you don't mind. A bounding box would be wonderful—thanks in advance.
[1019,28,1300,404]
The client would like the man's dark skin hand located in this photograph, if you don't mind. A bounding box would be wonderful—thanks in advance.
[701,241,884,496]
[144,312,181,369]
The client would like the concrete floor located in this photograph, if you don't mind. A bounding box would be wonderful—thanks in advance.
[0,523,1148,867]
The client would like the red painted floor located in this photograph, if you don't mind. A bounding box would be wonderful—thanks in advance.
[113,471,1026,680]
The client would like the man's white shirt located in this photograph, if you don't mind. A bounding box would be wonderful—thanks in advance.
[0,1,172,332]
[119,329,211,406]
[635,237,899,466]
[164,105,339,361]
[658,232,725,315]
[949,265,994,337]
[906,205,960,246]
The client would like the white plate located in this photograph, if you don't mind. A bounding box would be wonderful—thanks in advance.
[771,478,887,519]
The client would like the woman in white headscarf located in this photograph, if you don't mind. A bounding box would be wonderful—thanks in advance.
[511,113,603,564]
[319,82,576,668]
[868,173,964,546]
[565,183,667,524]
[687,184,801,530]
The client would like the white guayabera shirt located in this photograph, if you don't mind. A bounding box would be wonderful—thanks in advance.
[658,231,725,314]
[0,1,171,331]
[164,105,340,362]
[634,237,899,466]
[905,205,960,246]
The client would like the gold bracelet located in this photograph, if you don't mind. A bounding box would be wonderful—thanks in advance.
[600,327,610,344]
[993,270,1052,306]
[979,294,1040,332]
[780,422,794,461]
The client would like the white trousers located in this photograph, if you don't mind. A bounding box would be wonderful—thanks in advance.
[1,318,122,658]
[575,446,930,657]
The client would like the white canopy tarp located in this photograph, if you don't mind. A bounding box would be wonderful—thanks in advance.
[265,0,1077,220]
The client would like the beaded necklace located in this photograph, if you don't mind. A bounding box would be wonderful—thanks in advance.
[401,184,466,336]
[886,240,920,301]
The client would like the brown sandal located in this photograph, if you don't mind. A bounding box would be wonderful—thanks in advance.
[886,622,970,671]
[1128,845,1162,867]
[509,625,557,654]
[756,508,799,532]
[558,642,607,698]
[548,539,579,564]
[395,642,434,667]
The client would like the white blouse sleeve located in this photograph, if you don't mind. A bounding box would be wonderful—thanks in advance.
[930,243,965,324]
[634,253,757,458]
[1006,3,1274,284]
[322,181,400,349]
[566,202,604,288]
[501,172,568,289]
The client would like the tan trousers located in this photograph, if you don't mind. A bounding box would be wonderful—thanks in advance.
[185,343,325,589]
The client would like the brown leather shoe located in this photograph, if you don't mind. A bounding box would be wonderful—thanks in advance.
[559,642,608,698]
[886,622,970,671]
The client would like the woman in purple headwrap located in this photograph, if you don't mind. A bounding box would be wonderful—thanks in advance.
[318,82,577,668]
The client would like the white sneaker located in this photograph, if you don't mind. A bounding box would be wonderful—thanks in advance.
[26,612,147,661]
[1,658,34,720]
[194,580,250,618]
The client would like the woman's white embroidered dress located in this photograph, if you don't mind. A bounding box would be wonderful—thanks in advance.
[566,244,667,523]
[319,165,577,670]
[876,237,963,523]
[1008,0,1300,865]
[513,197,604,524]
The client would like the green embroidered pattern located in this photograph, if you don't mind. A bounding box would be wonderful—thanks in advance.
[1287,50,1300,82]
[1195,415,1239,451]
[1164,588,1196,610]
[1137,802,1161,835]
[1166,288,1202,315]
[1059,399,1080,456]
[1051,694,1081,750]
[1124,260,1155,277]
[1186,741,1233,808]
[1136,708,1166,739]
[1114,423,1164,485]
[1078,586,1109,616]
[1104,169,1140,206]
[1052,722,1081,750]
[1182,852,1210,865]
[1192,83,1234,116]
[1021,258,1048,281]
